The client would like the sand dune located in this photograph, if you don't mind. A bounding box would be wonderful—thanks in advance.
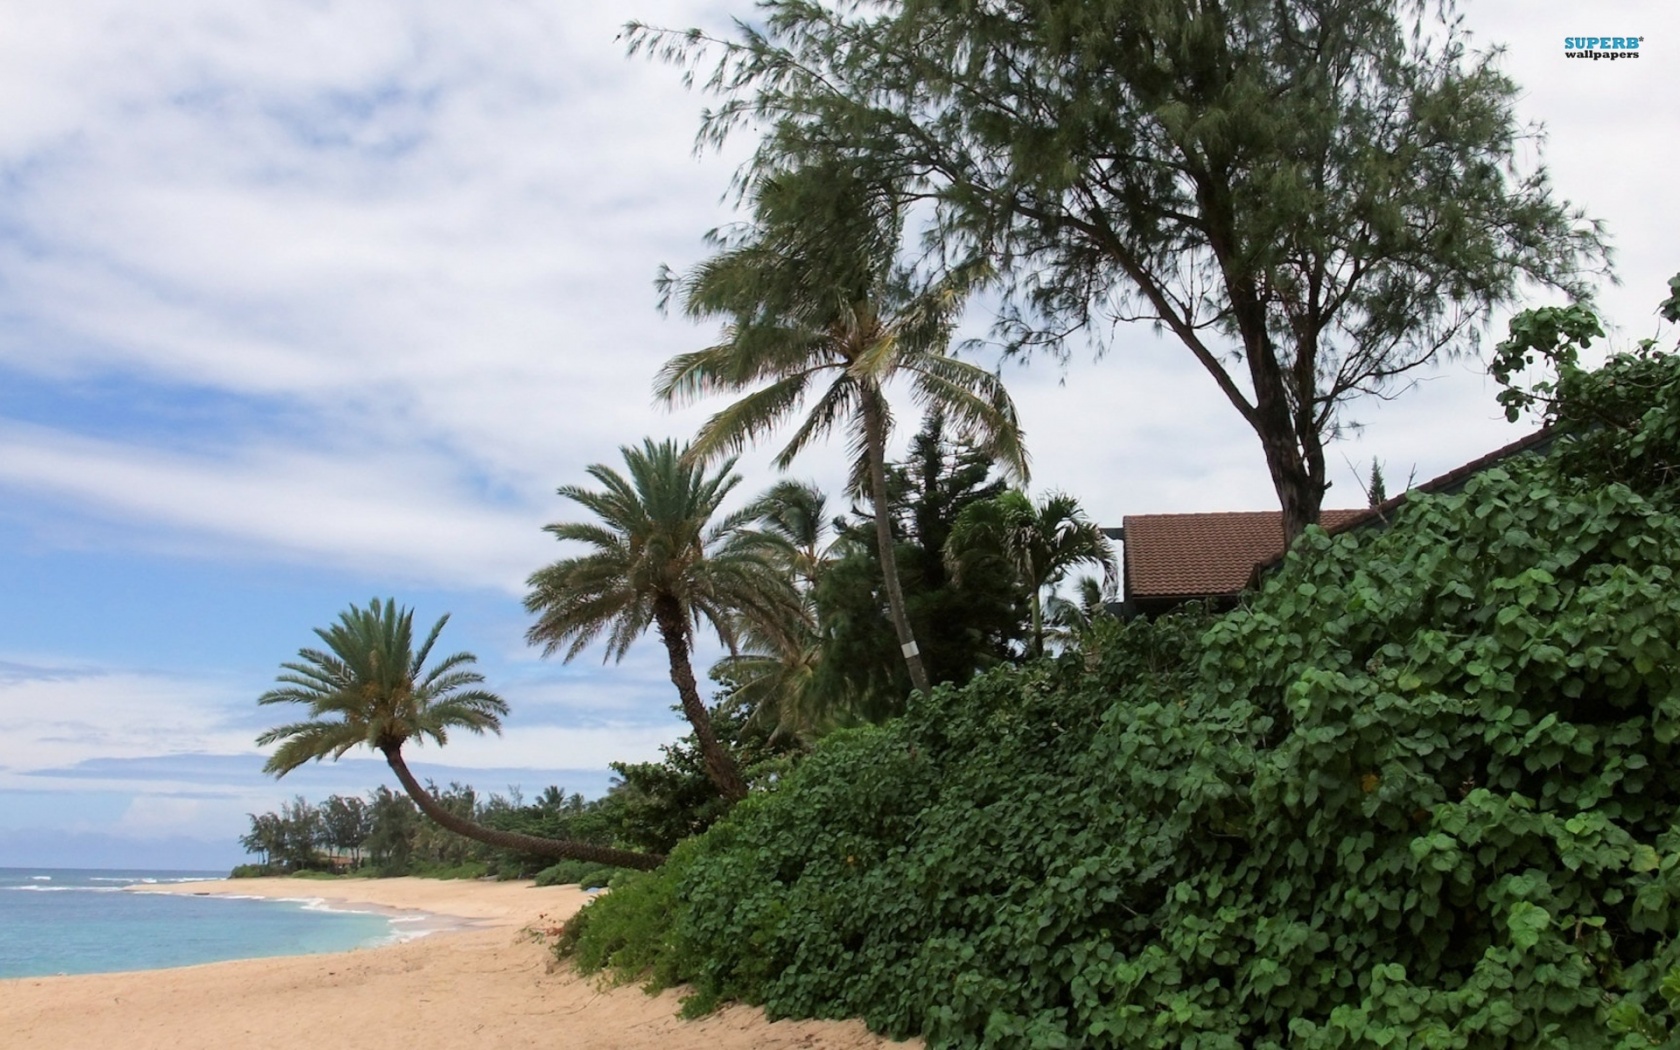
[0,876,915,1050]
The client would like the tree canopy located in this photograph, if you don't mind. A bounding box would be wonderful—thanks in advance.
[632,0,1608,541]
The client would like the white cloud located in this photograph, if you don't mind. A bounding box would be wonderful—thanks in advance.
[0,662,251,779]
[0,419,554,589]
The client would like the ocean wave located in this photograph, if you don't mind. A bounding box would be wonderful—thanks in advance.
[5,885,122,893]
[91,875,221,885]
[29,875,50,881]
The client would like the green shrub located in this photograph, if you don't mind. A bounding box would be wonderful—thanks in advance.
[534,859,621,889]
[565,456,1680,1046]
[400,859,491,880]
[565,317,1680,1047]
[558,852,705,1001]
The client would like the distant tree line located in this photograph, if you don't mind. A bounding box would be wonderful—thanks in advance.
[238,783,600,878]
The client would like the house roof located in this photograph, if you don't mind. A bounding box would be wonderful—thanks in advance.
[1120,427,1555,606]
[1312,427,1557,538]
[1122,509,1368,602]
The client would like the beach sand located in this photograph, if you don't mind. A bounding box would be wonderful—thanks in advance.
[0,876,915,1050]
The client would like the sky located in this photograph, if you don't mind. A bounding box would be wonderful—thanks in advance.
[0,1,1676,871]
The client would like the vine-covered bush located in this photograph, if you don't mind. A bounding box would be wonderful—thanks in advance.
[564,310,1680,1047]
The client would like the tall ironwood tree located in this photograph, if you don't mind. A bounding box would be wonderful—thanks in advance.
[632,0,1608,542]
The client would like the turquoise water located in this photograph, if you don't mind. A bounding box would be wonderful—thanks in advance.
[0,868,408,979]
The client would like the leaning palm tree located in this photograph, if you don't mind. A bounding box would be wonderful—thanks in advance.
[257,598,661,871]
[945,491,1118,657]
[656,167,1028,696]
[524,438,801,803]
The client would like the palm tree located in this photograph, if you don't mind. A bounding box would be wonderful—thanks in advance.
[945,491,1118,657]
[524,438,801,803]
[1044,575,1110,651]
[257,598,661,871]
[656,167,1028,696]
[711,479,848,738]
[743,479,832,592]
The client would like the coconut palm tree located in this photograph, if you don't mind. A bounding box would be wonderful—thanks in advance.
[524,438,801,803]
[945,491,1118,657]
[656,167,1027,696]
[744,479,832,592]
[256,598,661,871]
[1044,575,1111,650]
[710,479,848,738]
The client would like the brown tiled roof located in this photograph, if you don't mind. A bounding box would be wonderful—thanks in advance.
[1123,509,1368,601]
[1123,428,1556,604]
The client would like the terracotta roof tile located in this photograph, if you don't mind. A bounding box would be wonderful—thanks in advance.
[1122,429,1554,604]
[1123,509,1367,600]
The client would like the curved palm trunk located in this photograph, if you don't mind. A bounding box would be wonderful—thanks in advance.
[651,595,749,803]
[381,745,663,871]
[861,389,933,696]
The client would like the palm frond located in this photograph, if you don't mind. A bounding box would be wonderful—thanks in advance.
[255,598,504,777]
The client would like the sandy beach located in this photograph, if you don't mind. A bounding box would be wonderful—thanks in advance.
[0,876,915,1050]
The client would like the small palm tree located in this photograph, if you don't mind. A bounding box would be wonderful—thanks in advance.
[1044,575,1111,650]
[524,439,801,803]
[945,491,1118,657]
[656,167,1027,697]
[257,598,660,871]
[712,479,848,738]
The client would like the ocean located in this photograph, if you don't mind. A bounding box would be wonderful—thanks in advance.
[0,868,414,979]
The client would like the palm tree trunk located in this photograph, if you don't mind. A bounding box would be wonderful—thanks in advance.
[652,595,750,802]
[861,388,933,696]
[1030,589,1044,659]
[381,745,663,871]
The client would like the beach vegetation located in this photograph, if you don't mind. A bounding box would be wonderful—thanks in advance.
[255,597,663,871]
[602,690,804,855]
[525,438,803,804]
[559,288,1680,1047]
[793,413,1029,722]
[239,781,640,879]
[533,860,620,890]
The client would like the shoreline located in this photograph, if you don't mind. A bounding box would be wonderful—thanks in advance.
[133,873,551,947]
[132,874,564,941]
[3,874,917,1049]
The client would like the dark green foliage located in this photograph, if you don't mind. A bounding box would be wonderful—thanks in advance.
[364,785,419,873]
[241,781,640,879]
[562,346,1680,1047]
[606,696,802,854]
[1493,273,1680,496]
[814,414,1027,715]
